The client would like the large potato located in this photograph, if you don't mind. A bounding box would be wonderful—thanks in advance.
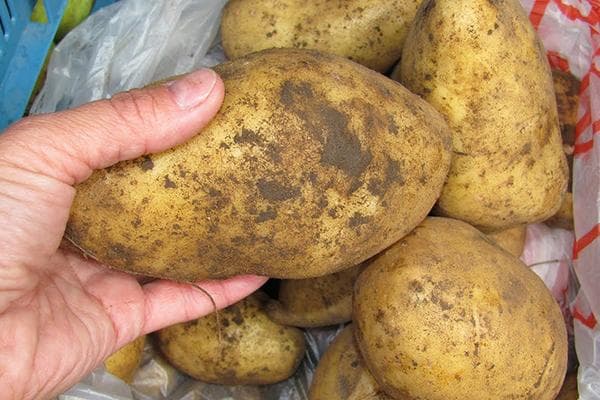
[267,262,366,328]
[156,292,305,385]
[104,335,146,383]
[354,217,568,400]
[221,0,422,72]
[398,0,568,231]
[487,225,526,257]
[67,48,452,281]
[309,325,391,400]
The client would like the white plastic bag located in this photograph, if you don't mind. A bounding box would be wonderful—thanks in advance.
[31,0,227,113]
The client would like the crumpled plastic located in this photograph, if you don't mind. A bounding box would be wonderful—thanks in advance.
[31,0,227,113]
[30,0,599,398]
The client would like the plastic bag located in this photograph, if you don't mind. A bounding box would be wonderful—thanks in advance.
[31,0,227,113]
[518,1,600,398]
[31,0,600,398]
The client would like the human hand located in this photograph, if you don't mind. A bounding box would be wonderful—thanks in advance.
[0,69,267,400]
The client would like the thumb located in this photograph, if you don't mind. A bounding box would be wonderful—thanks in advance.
[0,68,224,185]
[0,69,223,264]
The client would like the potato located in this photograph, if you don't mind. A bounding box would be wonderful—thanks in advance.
[552,69,579,156]
[221,0,422,72]
[104,335,146,383]
[556,372,578,400]
[354,217,568,400]
[545,70,578,230]
[267,262,365,328]
[546,192,574,230]
[309,325,391,400]
[398,0,568,231]
[67,48,452,281]
[487,225,527,257]
[156,292,306,385]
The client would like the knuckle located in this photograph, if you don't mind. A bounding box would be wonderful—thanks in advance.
[107,89,162,136]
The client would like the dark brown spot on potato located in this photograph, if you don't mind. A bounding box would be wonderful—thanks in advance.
[257,179,300,201]
[233,128,264,146]
[349,212,371,228]
[279,80,372,178]
[256,208,277,223]
[164,175,177,189]
[409,280,424,293]
[140,156,154,171]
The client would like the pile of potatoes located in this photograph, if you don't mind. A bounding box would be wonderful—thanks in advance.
[71,0,580,398]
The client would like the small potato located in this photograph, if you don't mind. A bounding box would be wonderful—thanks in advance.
[221,0,422,72]
[354,217,568,400]
[67,48,452,281]
[309,325,391,400]
[487,225,527,257]
[157,292,306,385]
[267,262,366,328]
[104,335,146,383]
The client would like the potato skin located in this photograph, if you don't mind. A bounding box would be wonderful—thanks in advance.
[552,69,579,155]
[104,335,146,383]
[354,217,568,400]
[309,325,391,400]
[156,292,305,385]
[487,225,526,257]
[67,48,452,281]
[544,70,577,230]
[221,0,421,72]
[398,0,568,231]
[546,192,574,230]
[267,262,365,328]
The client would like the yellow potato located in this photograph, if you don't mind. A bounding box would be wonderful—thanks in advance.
[267,262,366,328]
[546,192,574,231]
[157,292,306,385]
[487,225,527,257]
[67,48,452,281]
[354,217,568,400]
[309,325,391,400]
[104,335,146,383]
[221,0,422,72]
[398,0,568,231]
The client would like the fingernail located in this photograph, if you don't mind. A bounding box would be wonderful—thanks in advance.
[167,68,218,109]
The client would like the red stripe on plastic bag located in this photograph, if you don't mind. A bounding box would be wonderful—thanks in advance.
[530,0,550,28]
[574,223,600,259]
[555,1,600,26]
[573,306,598,329]
[575,139,594,153]
[574,120,600,154]
[530,0,551,28]
[576,108,592,136]
[548,51,571,71]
